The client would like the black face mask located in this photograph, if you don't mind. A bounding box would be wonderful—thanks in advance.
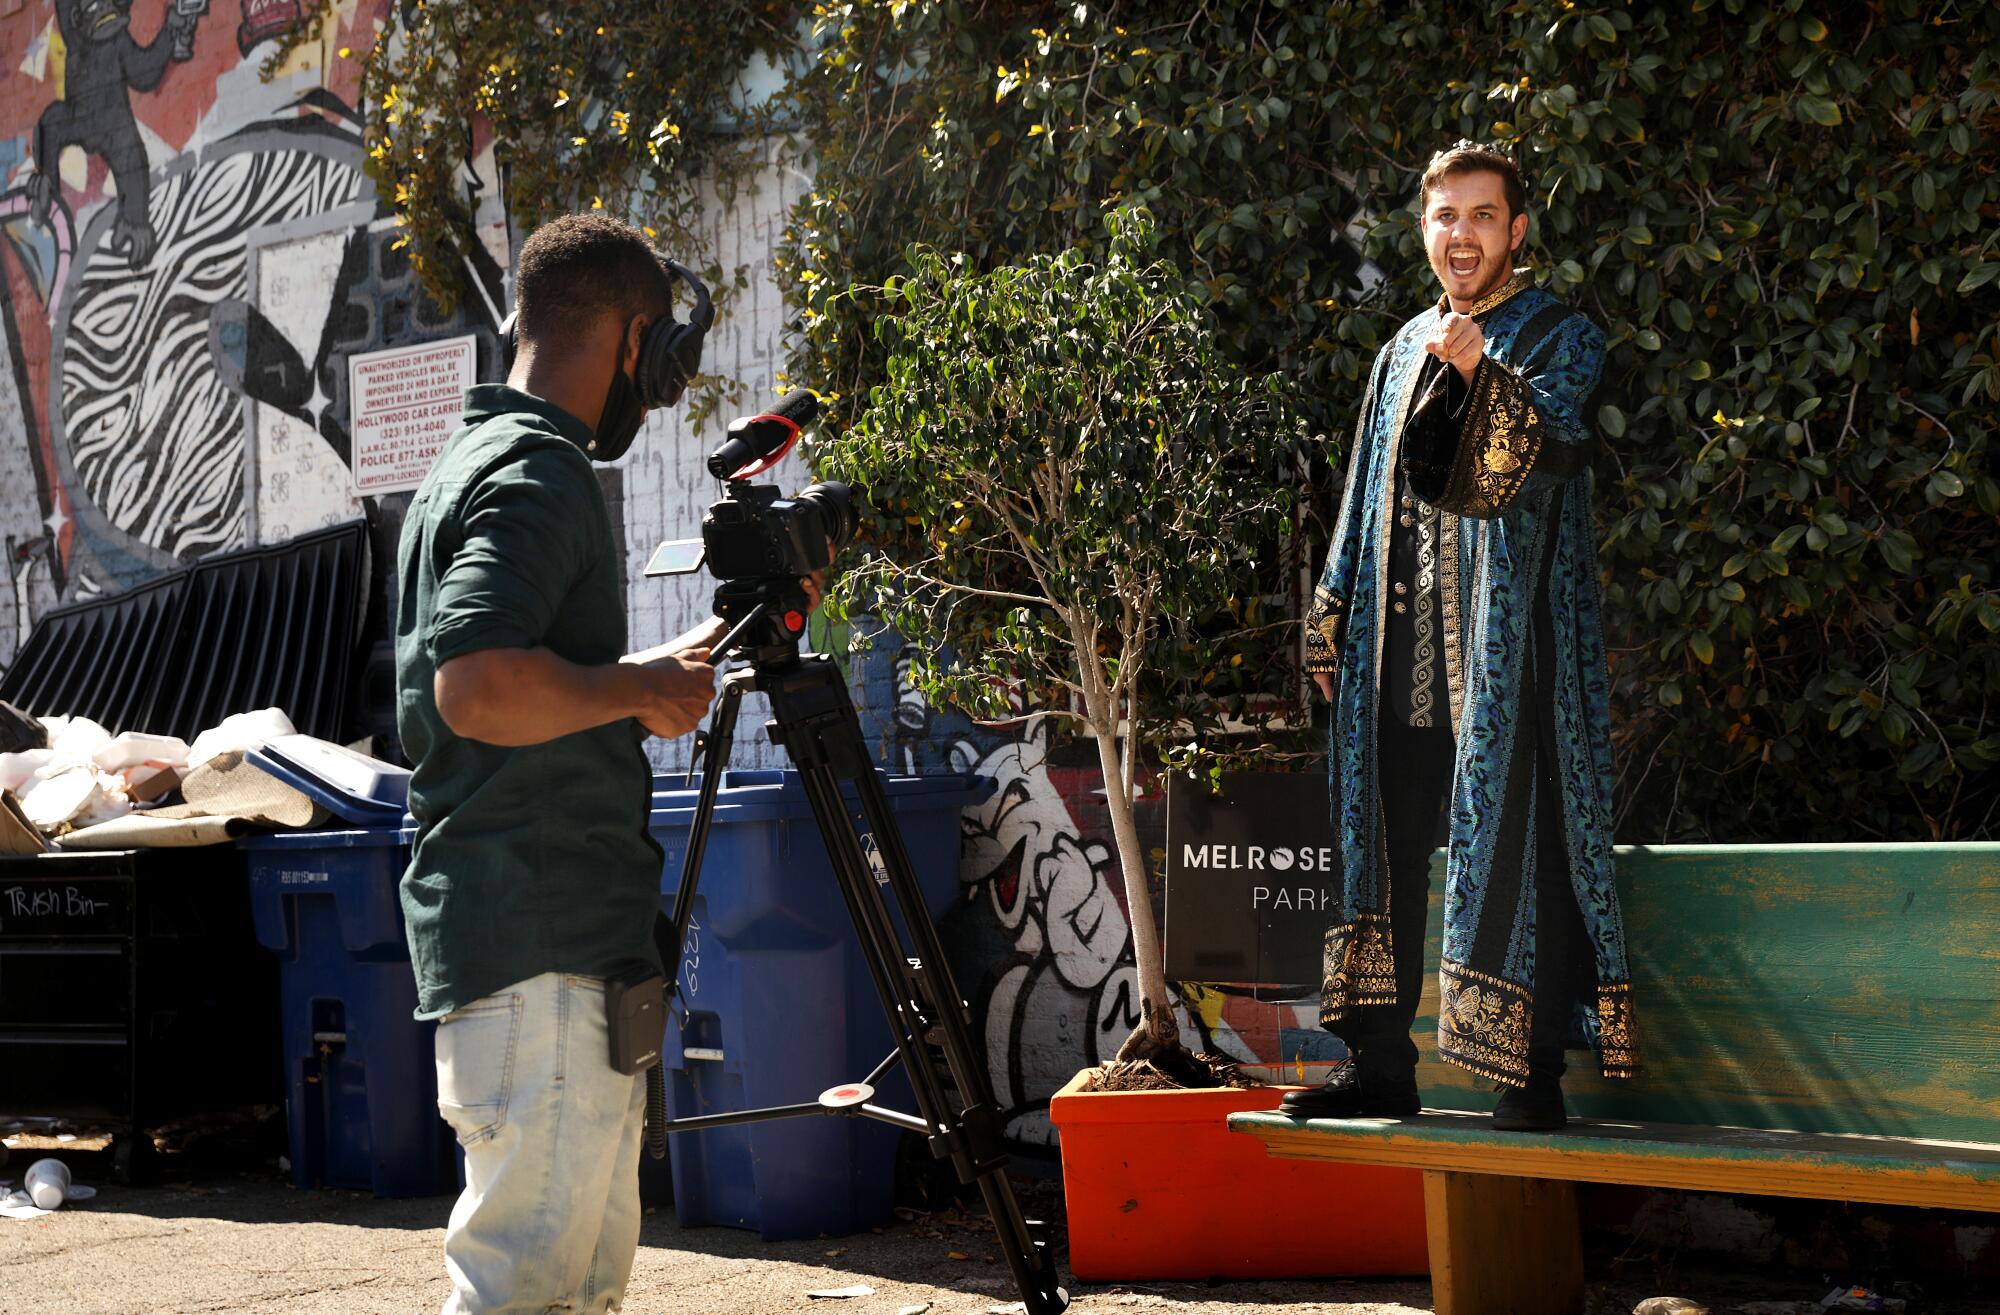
[589,349,644,463]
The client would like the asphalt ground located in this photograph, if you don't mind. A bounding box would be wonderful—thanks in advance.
[0,1170,1434,1315]
[2,1141,1993,1315]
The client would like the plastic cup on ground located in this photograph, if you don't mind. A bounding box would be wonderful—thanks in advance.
[24,1158,70,1210]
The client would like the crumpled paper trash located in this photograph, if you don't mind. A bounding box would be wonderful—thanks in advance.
[20,767,130,831]
[186,708,296,772]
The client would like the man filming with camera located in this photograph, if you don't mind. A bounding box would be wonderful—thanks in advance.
[396,212,750,1314]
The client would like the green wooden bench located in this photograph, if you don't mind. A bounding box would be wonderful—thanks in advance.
[1228,842,2000,1315]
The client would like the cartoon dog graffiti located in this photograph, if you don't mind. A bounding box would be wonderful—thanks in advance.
[948,720,1142,1140]
[27,0,209,266]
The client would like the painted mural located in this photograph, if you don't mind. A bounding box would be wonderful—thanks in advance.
[0,0,508,655]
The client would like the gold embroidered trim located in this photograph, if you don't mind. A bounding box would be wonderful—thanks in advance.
[1303,584,1347,675]
[1597,982,1641,1080]
[1319,912,1398,1025]
[1438,265,1534,318]
[1409,508,1439,727]
[1437,959,1533,1087]
[1438,513,1464,731]
[1442,358,1545,518]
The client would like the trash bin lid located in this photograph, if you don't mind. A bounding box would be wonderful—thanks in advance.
[649,769,989,825]
[245,750,407,828]
[239,823,409,850]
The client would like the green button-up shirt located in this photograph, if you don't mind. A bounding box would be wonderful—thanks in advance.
[395,384,662,1020]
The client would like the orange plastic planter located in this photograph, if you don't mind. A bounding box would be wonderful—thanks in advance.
[1050,1070,1429,1281]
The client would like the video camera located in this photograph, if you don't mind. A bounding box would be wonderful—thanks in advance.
[646,391,856,664]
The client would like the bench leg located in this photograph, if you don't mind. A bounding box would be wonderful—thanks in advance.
[1422,1170,1585,1315]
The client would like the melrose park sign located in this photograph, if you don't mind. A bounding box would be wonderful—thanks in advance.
[1164,772,1339,989]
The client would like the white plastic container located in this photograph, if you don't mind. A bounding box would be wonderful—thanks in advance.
[92,732,192,773]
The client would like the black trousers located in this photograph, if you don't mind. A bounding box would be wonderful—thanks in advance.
[1331,719,1593,1084]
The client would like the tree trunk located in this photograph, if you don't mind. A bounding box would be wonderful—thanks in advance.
[1089,719,1180,1052]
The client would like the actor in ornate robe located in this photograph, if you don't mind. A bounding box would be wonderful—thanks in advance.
[1300,261,1640,1114]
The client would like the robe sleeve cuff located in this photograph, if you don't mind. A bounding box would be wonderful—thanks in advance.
[1303,584,1346,675]
[1404,356,1590,518]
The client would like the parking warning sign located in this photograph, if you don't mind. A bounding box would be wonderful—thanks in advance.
[348,336,477,494]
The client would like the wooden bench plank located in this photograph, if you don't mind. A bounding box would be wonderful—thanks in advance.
[1229,1110,2000,1211]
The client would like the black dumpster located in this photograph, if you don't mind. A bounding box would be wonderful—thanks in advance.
[0,849,279,1179]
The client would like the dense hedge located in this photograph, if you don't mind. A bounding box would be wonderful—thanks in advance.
[781,0,1999,841]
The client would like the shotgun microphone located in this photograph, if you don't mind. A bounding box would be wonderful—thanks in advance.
[706,390,821,479]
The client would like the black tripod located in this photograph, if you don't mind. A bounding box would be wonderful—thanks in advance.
[649,596,1067,1315]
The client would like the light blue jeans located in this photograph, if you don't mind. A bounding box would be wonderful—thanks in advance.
[434,972,647,1315]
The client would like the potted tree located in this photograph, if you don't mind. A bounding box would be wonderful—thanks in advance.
[815,212,1426,1279]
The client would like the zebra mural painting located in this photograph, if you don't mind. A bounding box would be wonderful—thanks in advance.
[0,0,505,649]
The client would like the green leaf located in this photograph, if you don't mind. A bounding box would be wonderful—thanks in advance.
[1796,95,1842,126]
[1585,14,1616,42]
[1635,328,1662,351]
[1689,631,1716,664]
[1929,470,1965,499]
[1957,264,2000,294]
[1599,404,1627,438]
[1721,553,1751,578]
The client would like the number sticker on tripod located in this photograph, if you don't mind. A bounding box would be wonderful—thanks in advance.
[682,915,701,996]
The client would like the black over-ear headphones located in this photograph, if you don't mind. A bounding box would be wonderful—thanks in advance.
[498,257,714,409]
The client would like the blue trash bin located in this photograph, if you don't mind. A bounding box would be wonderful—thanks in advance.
[243,825,457,1198]
[648,768,987,1240]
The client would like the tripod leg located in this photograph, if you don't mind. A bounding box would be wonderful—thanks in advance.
[658,670,753,998]
[765,657,1067,1315]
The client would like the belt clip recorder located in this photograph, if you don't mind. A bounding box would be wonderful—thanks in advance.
[638,396,1067,1315]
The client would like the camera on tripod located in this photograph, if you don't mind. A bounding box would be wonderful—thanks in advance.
[640,392,1067,1315]
[645,391,857,662]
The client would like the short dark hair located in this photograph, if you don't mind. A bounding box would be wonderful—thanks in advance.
[513,212,675,347]
[1419,140,1528,220]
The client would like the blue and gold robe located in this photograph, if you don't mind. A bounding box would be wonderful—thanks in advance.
[1306,268,1639,1086]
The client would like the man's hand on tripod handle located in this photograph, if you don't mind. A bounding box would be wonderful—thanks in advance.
[626,657,718,740]
[618,616,729,740]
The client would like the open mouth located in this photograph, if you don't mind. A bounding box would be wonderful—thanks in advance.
[979,834,1028,911]
[1448,250,1481,278]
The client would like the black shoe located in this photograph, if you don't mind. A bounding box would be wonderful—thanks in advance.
[1279,1062,1421,1119]
[1491,1076,1567,1131]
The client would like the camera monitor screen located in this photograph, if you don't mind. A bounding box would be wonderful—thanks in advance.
[644,539,707,578]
